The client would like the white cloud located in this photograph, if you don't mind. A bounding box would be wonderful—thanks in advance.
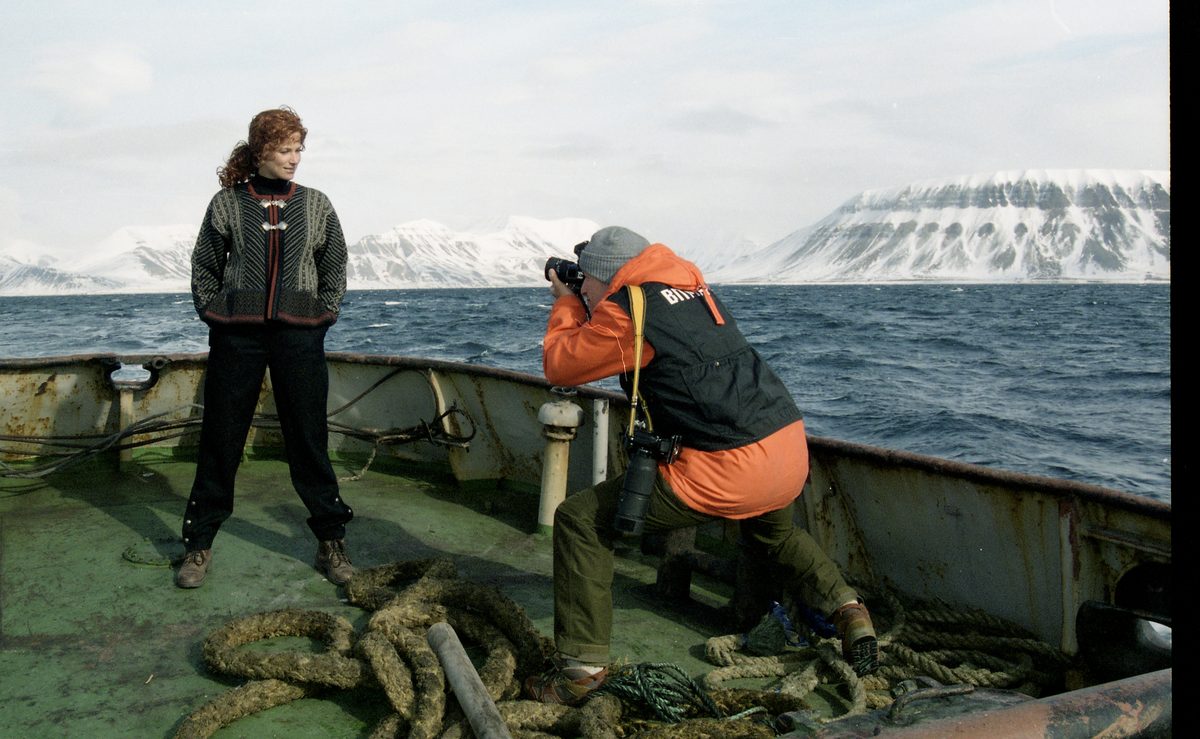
[666,106,775,134]
[24,43,153,120]
[0,1,1171,257]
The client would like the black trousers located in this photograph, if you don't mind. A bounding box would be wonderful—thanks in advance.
[182,323,352,551]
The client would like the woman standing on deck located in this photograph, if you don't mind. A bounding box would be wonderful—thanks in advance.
[177,106,354,589]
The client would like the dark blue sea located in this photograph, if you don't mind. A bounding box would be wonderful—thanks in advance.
[0,284,1171,501]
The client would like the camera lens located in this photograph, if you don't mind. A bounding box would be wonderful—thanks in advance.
[613,453,657,536]
[545,257,585,290]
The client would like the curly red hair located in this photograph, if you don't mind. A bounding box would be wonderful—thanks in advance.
[217,107,308,188]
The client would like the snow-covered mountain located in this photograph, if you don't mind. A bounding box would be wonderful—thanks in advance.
[0,257,126,295]
[0,225,196,295]
[345,216,598,288]
[0,217,601,295]
[0,171,1171,295]
[676,231,768,274]
[77,225,197,289]
[710,170,1170,283]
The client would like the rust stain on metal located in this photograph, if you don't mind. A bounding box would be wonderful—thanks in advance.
[1060,497,1082,581]
[34,373,57,397]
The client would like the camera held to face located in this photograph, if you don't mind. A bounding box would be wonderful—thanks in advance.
[544,256,585,294]
[545,241,589,295]
[612,430,682,536]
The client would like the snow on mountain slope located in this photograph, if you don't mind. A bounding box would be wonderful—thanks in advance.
[75,225,197,289]
[0,256,125,295]
[0,217,601,295]
[0,170,1170,296]
[710,170,1169,283]
[344,216,599,288]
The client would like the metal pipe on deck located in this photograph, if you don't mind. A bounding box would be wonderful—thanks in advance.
[426,622,513,739]
[537,400,585,535]
[118,387,134,465]
[592,398,609,485]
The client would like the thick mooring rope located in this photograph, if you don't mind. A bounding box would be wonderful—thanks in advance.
[173,557,545,739]
[174,564,1075,738]
[701,583,1075,721]
[173,558,865,739]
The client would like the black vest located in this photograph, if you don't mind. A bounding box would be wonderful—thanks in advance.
[610,283,803,452]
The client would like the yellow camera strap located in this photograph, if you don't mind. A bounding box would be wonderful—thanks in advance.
[626,285,651,436]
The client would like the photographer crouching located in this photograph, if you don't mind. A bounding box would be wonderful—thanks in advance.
[528,226,878,704]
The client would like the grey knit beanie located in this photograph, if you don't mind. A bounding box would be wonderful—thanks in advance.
[577,226,650,283]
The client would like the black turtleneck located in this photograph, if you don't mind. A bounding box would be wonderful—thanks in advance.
[250,173,293,196]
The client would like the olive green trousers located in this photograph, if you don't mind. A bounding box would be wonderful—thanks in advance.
[552,471,858,665]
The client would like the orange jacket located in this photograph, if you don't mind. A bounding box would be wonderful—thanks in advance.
[543,244,808,519]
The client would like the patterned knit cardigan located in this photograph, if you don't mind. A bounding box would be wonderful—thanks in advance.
[191,181,347,327]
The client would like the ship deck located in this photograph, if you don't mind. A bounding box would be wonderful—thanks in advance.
[0,449,800,738]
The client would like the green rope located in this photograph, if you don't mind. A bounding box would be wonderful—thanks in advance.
[599,662,723,724]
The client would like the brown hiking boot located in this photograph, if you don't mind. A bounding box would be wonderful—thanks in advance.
[834,601,879,676]
[316,539,355,585]
[176,549,212,589]
[525,655,608,705]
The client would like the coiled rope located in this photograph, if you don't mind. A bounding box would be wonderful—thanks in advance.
[173,558,828,739]
[701,582,1075,720]
[174,557,548,739]
[601,663,722,723]
[174,565,1074,737]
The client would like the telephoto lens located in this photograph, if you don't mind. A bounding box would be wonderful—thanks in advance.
[612,452,657,536]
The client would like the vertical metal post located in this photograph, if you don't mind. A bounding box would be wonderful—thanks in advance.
[592,398,609,486]
[538,401,584,535]
[118,387,134,465]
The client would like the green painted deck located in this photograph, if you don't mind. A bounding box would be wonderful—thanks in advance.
[0,450,752,738]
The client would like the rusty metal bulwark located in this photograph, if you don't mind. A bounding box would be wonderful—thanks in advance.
[802,434,1170,653]
[321,353,626,490]
[2,353,1172,661]
[806,434,1170,517]
[0,354,207,459]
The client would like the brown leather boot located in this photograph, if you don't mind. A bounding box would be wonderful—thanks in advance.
[316,540,355,585]
[176,549,212,589]
[834,601,879,675]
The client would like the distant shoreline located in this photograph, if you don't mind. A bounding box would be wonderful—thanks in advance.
[0,277,1173,299]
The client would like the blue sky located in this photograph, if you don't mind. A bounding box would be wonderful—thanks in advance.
[0,0,1170,261]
